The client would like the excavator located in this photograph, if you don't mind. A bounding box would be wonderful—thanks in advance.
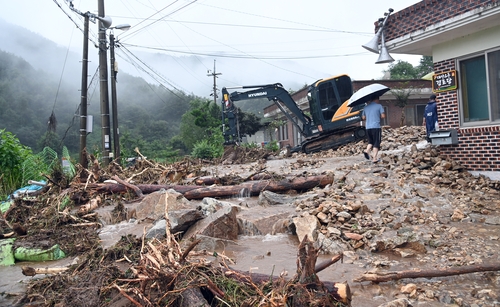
[221,74,367,153]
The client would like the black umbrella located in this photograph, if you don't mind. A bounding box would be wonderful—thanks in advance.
[348,83,390,107]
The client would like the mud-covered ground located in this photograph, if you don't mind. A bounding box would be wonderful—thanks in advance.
[1,126,500,307]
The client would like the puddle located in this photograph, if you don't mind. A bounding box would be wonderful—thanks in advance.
[0,256,77,306]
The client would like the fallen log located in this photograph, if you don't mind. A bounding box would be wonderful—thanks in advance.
[354,262,500,283]
[194,176,221,185]
[184,175,333,199]
[87,174,334,200]
[21,266,69,276]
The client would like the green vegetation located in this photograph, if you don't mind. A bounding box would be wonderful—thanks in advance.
[0,130,33,199]
[386,56,433,79]
[265,140,280,152]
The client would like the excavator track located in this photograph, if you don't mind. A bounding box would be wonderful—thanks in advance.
[301,127,366,154]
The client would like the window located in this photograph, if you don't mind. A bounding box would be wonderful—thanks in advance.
[459,49,500,125]
[406,105,426,126]
[382,106,388,126]
[279,123,288,141]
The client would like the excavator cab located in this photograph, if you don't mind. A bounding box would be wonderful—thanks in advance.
[307,74,355,130]
[300,74,366,153]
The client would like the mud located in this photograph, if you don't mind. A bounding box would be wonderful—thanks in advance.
[1,126,500,306]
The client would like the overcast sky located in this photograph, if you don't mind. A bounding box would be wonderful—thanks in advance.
[0,0,422,97]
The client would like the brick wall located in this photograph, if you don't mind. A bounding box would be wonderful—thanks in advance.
[381,0,496,41]
[431,59,500,171]
[379,1,500,171]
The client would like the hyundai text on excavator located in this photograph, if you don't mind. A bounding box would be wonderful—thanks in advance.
[221,74,367,153]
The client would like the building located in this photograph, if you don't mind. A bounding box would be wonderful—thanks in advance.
[263,79,432,149]
[380,0,500,171]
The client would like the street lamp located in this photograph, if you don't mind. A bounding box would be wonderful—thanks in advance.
[109,24,131,164]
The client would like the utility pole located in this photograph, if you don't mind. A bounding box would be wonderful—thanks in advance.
[98,0,111,166]
[79,13,90,169]
[207,59,221,105]
[109,33,120,164]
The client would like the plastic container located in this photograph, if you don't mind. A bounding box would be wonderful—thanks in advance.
[0,238,16,266]
[14,244,66,262]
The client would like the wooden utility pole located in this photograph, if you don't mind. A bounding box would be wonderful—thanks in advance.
[110,33,120,164]
[98,0,111,166]
[207,60,221,104]
[79,13,90,169]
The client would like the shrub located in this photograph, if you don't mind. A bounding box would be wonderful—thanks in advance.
[265,140,279,152]
[0,129,33,199]
[191,128,225,159]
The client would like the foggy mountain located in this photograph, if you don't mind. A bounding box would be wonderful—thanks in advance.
[0,18,327,99]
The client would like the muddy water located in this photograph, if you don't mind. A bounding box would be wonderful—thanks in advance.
[0,256,77,306]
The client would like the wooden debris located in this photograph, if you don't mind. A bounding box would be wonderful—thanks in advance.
[77,196,101,215]
[88,174,333,200]
[354,262,500,283]
[21,266,69,276]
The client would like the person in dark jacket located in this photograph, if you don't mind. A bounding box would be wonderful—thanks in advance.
[423,94,438,143]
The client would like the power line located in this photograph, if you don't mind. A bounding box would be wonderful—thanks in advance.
[118,45,187,99]
[120,43,367,60]
[119,0,198,42]
[107,17,370,35]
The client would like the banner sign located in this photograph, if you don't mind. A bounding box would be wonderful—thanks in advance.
[433,70,457,93]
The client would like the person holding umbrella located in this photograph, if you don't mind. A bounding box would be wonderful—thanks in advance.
[362,95,385,163]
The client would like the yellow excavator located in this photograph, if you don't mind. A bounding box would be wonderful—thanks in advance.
[222,74,390,153]
[221,74,387,153]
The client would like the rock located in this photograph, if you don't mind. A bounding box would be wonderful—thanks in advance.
[400,283,417,294]
[135,189,194,221]
[451,209,465,221]
[146,219,167,239]
[376,298,412,307]
[485,216,500,225]
[315,233,346,254]
[237,203,295,235]
[258,190,314,206]
[293,215,320,242]
[199,197,235,215]
[271,218,295,235]
[182,205,240,241]
[146,209,204,239]
[344,232,363,241]
[178,288,210,307]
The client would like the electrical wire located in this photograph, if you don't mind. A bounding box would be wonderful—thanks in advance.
[120,43,366,59]
[119,0,189,42]
[118,45,186,99]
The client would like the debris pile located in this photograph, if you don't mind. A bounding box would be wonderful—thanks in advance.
[1,125,499,307]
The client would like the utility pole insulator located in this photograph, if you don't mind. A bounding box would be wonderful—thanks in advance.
[207,59,222,105]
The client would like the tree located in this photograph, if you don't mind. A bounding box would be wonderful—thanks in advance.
[416,56,434,78]
[390,83,417,127]
[178,99,220,152]
[385,56,433,80]
[236,108,264,137]
[386,61,418,79]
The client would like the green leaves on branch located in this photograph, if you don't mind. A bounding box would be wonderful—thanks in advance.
[386,56,434,80]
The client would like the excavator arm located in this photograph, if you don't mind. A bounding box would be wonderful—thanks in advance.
[221,83,317,144]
